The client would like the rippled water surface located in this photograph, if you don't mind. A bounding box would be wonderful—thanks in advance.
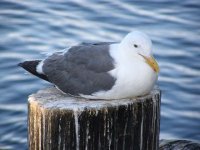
[0,0,200,149]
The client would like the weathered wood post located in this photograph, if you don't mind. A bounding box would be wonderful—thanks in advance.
[28,87,161,150]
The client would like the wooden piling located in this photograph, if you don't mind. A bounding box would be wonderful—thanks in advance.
[28,87,161,150]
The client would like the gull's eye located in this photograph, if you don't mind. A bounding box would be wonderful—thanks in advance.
[134,44,138,48]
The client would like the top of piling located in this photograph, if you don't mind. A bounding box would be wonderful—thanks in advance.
[28,87,160,111]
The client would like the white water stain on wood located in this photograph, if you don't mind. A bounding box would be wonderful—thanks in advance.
[109,116,113,150]
[42,109,45,150]
[122,114,128,150]
[74,110,80,150]
[58,116,61,150]
[140,103,144,150]
[85,119,89,150]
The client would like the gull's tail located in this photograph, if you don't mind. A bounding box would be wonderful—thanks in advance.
[18,60,49,82]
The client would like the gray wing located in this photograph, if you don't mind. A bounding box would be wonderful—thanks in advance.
[43,42,116,95]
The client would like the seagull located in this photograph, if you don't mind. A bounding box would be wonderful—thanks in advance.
[19,31,159,99]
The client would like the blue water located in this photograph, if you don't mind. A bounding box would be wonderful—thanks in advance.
[0,0,200,149]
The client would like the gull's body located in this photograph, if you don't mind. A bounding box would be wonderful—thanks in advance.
[19,31,159,99]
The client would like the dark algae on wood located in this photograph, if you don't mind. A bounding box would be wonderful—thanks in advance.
[28,87,161,150]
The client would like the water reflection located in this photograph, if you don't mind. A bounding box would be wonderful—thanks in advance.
[0,0,199,148]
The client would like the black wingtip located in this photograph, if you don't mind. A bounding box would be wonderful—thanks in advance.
[18,62,23,67]
[18,60,49,82]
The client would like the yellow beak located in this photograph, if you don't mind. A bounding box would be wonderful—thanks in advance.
[140,54,159,73]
